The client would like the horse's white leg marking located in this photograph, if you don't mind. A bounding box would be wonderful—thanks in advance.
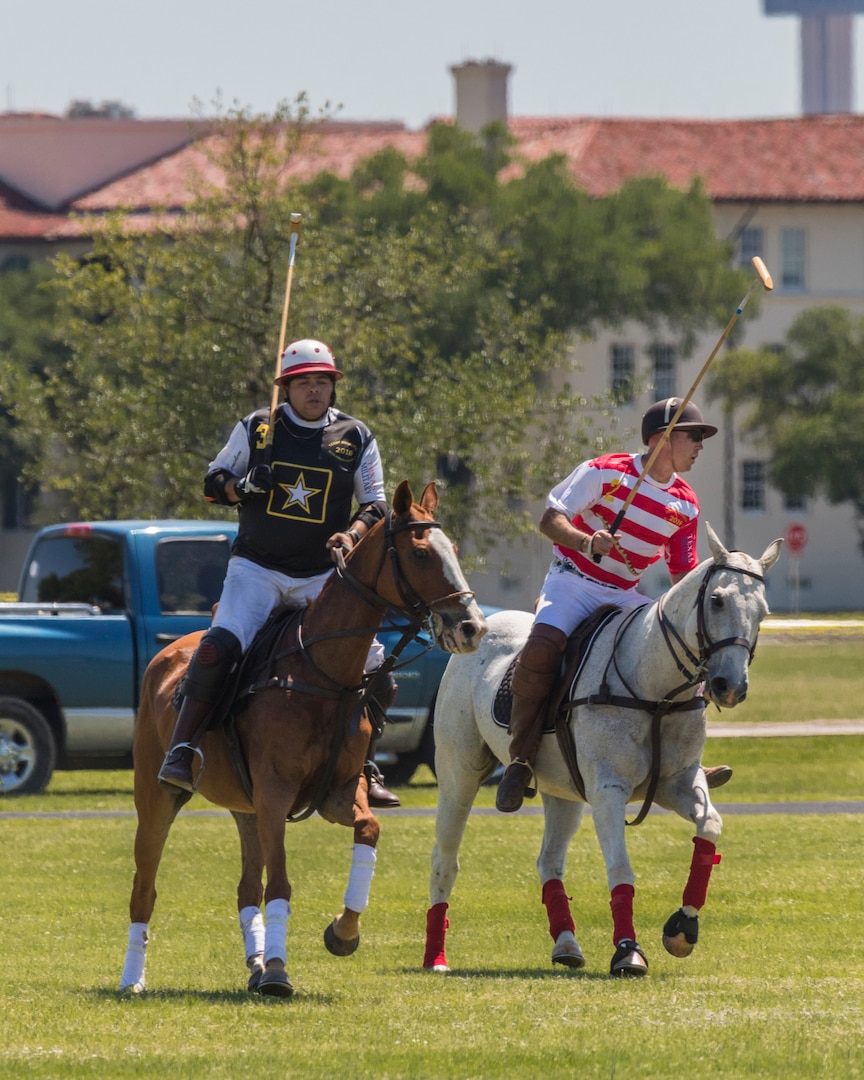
[263,898,291,965]
[119,922,149,992]
[343,843,377,913]
[240,905,265,975]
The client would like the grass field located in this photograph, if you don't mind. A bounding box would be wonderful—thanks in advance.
[2,787,863,1079]
[1,627,863,1078]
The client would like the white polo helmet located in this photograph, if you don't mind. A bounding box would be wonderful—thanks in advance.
[275,339,344,386]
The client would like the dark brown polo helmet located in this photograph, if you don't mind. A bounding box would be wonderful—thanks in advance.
[641,398,718,444]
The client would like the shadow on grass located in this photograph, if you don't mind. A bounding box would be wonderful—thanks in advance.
[88,986,337,1005]
[396,965,612,981]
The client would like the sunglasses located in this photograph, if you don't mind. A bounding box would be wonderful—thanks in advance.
[681,428,706,442]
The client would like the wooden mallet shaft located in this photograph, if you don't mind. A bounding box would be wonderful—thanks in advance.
[266,212,303,446]
[594,256,773,559]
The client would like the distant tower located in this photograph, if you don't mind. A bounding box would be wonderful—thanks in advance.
[764,0,863,113]
[450,59,512,132]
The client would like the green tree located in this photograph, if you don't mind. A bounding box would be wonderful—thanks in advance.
[0,262,71,521]
[41,107,748,559]
[707,305,864,547]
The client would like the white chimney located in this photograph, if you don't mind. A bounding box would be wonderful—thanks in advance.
[449,59,512,132]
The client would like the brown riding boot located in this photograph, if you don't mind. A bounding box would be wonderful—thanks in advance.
[496,624,568,814]
[703,765,733,789]
[363,670,401,808]
[364,755,401,809]
[157,695,211,792]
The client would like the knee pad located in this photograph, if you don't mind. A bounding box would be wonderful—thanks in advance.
[182,627,243,703]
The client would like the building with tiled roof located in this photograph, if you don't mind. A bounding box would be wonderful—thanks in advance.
[1,65,862,609]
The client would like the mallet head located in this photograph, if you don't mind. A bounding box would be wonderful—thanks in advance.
[752,256,773,291]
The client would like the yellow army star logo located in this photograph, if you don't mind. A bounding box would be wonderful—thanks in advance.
[277,471,322,513]
[267,463,333,522]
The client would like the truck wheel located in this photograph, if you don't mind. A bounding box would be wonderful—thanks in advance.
[0,697,57,795]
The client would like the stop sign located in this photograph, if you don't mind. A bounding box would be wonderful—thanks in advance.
[785,523,808,555]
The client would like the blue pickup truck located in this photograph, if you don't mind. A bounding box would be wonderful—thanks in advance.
[0,519,477,795]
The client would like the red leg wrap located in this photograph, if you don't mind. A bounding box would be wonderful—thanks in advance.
[682,836,721,910]
[542,879,575,940]
[610,883,636,945]
[423,902,450,969]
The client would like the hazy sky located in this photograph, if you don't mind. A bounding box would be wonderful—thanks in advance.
[3,0,861,126]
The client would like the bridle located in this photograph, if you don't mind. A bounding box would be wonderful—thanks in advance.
[563,558,766,826]
[655,560,765,688]
[247,508,476,822]
[334,508,476,631]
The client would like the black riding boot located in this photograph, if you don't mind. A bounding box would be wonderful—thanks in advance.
[157,626,242,793]
[157,696,211,792]
[363,669,400,809]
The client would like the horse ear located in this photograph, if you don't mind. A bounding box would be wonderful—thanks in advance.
[419,481,439,516]
[760,537,783,573]
[704,521,729,563]
[392,480,413,515]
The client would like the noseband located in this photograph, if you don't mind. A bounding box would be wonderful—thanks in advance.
[658,561,765,685]
[336,509,476,630]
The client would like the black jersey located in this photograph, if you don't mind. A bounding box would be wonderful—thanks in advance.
[222,406,382,577]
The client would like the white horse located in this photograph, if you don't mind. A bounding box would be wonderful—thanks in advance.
[425,524,782,977]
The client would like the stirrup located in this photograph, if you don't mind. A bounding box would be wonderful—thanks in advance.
[158,742,205,793]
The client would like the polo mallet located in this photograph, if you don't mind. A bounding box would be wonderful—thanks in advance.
[593,255,773,562]
[265,212,303,447]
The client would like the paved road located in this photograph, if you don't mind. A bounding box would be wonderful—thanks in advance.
[707,718,864,737]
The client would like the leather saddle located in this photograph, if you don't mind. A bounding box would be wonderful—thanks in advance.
[492,603,621,732]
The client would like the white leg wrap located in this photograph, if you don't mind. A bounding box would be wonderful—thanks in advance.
[263,898,291,965]
[119,922,149,991]
[239,905,265,962]
[343,843,377,914]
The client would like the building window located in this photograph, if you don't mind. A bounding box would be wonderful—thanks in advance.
[610,344,635,404]
[741,460,767,511]
[781,228,806,290]
[738,226,763,268]
[650,344,677,400]
[784,491,807,512]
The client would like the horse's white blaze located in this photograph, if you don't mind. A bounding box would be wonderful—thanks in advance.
[427,528,487,654]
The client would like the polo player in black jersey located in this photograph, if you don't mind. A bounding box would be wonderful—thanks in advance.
[158,339,400,807]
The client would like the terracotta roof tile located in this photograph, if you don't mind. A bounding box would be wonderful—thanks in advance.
[6,114,864,242]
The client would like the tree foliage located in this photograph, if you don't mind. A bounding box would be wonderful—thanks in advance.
[7,105,748,557]
[707,305,864,545]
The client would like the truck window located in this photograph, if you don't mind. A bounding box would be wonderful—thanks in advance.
[156,536,231,615]
[21,533,126,613]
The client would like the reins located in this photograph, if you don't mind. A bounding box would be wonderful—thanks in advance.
[563,560,765,826]
[247,506,476,821]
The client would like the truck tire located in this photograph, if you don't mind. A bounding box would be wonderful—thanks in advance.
[0,696,57,795]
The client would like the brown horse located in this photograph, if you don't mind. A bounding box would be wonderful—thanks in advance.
[120,481,487,997]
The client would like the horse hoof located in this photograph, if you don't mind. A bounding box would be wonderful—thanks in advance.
[120,981,145,994]
[610,939,648,977]
[257,969,294,998]
[552,931,585,969]
[424,963,450,973]
[662,908,699,958]
[247,959,266,992]
[324,918,360,956]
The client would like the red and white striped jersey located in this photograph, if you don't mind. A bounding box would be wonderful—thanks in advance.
[547,452,700,590]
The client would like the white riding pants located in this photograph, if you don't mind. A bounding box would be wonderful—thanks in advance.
[212,555,384,670]
[533,560,650,636]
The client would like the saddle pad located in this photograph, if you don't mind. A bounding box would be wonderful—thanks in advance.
[492,655,553,733]
[491,604,621,733]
